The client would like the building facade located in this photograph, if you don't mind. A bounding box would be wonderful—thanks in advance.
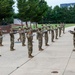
[60,3,75,8]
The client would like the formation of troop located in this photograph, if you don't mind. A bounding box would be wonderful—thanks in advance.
[0,23,65,58]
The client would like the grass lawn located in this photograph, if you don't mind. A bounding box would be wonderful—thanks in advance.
[33,24,75,29]
[65,24,75,27]
[51,24,75,28]
[12,24,75,30]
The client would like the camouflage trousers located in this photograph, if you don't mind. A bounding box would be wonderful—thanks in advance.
[63,28,65,33]
[0,38,2,45]
[73,40,75,48]
[51,35,54,42]
[55,33,58,39]
[18,34,21,41]
[45,37,48,45]
[21,35,25,46]
[55,30,58,39]
[59,30,61,37]
[10,39,14,50]
[28,45,33,55]
[38,38,42,49]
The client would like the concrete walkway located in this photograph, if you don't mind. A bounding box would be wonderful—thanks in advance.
[0,26,75,75]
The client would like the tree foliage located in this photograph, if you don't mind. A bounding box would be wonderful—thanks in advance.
[17,0,48,23]
[45,5,75,23]
[0,0,75,24]
[0,0,14,21]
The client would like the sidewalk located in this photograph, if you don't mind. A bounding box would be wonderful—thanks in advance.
[0,26,75,75]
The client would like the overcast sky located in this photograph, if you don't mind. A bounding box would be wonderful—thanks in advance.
[14,0,75,13]
[45,0,75,7]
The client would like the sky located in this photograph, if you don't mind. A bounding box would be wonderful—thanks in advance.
[45,0,75,7]
[13,0,75,13]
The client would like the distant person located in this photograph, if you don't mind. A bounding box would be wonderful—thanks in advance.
[62,23,65,34]
[55,25,58,39]
[1,18,7,25]
[27,30,34,58]
[9,28,15,51]
[37,28,44,51]
[0,28,3,46]
[58,24,62,37]
[44,26,49,46]
[20,28,26,46]
[51,26,54,42]
[0,28,3,57]
[17,27,21,41]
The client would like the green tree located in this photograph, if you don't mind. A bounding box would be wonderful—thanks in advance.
[32,0,48,24]
[68,6,75,23]
[17,0,48,26]
[0,0,14,23]
[43,6,52,23]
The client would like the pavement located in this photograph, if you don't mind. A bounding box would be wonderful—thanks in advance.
[0,26,75,75]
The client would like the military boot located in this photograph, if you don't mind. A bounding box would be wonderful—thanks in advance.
[0,44,3,46]
[46,44,49,46]
[39,48,44,51]
[22,44,26,46]
[56,38,58,39]
[52,40,54,42]
[28,54,34,58]
[12,48,15,50]
[10,47,15,51]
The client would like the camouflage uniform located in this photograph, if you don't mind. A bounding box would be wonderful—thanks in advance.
[42,25,45,31]
[44,27,49,46]
[36,28,39,39]
[27,30,34,58]
[55,25,58,39]
[0,28,3,46]
[51,26,54,42]
[0,28,3,56]
[10,29,15,51]
[17,27,21,41]
[20,28,26,46]
[58,25,62,37]
[69,28,75,49]
[62,23,65,34]
[37,28,44,51]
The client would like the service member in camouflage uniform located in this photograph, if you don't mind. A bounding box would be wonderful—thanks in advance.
[37,28,44,51]
[27,30,34,58]
[69,28,75,51]
[51,26,54,42]
[0,28,3,46]
[9,28,15,51]
[36,27,39,39]
[44,26,49,46]
[62,23,65,34]
[58,25,62,37]
[20,28,26,46]
[0,28,3,56]
[17,27,21,41]
[55,25,58,39]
